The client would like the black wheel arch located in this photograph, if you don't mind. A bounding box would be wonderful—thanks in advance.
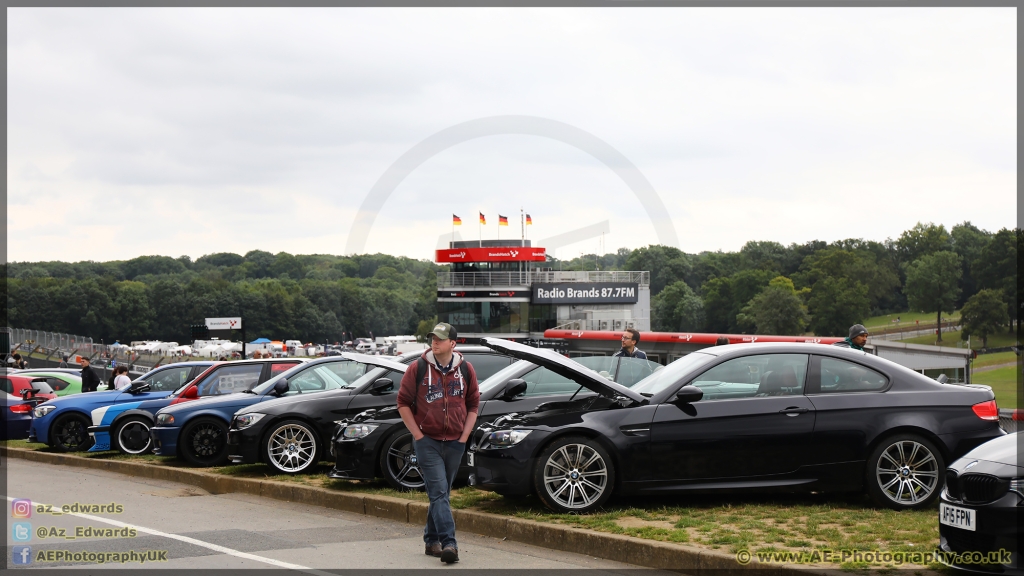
[48,410,91,441]
[259,415,328,464]
[109,409,156,432]
[528,428,624,491]
[864,426,950,466]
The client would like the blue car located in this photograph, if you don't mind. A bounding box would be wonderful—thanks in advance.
[89,358,305,455]
[151,354,389,467]
[28,362,215,452]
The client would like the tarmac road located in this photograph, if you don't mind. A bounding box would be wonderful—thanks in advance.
[5,458,664,572]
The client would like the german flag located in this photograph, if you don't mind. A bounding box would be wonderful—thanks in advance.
[479,212,486,225]
[525,214,533,225]
[453,214,462,226]
[498,215,509,226]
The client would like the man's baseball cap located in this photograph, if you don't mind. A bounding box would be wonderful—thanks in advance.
[429,322,457,341]
[849,324,868,338]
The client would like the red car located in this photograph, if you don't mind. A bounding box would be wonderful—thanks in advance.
[0,375,58,402]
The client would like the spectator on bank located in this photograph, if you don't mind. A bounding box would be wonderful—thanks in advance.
[614,328,648,359]
[11,353,27,370]
[113,365,132,390]
[833,324,869,351]
[59,355,69,368]
[80,357,101,392]
[106,369,117,391]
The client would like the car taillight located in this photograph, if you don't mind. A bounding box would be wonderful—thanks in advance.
[971,400,999,421]
[9,404,32,414]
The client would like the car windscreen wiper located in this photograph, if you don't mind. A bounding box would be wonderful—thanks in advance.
[240,389,258,394]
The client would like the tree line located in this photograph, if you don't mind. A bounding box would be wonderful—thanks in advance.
[3,222,1019,346]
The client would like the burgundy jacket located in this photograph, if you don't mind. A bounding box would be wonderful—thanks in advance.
[396,350,480,441]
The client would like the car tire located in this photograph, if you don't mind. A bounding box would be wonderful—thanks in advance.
[865,433,944,510]
[379,430,425,491]
[263,420,320,474]
[50,413,93,452]
[112,417,153,455]
[532,436,614,513]
[180,417,230,467]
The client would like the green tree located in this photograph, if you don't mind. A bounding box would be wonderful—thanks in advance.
[416,316,439,343]
[895,222,952,267]
[652,281,705,332]
[973,228,1018,329]
[807,277,870,337]
[904,251,963,342]
[959,289,1008,349]
[625,245,692,295]
[950,222,992,306]
[111,281,155,342]
[736,276,808,335]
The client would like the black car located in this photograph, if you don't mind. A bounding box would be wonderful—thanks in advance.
[469,338,1005,513]
[226,346,516,474]
[328,354,663,490]
[939,432,1021,575]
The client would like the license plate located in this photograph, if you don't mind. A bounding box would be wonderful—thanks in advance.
[467,452,475,466]
[940,503,976,531]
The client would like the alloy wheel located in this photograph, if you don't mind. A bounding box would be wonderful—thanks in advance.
[267,424,317,473]
[383,435,424,490]
[54,416,89,451]
[189,422,225,458]
[875,439,939,506]
[117,420,152,454]
[541,443,609,511]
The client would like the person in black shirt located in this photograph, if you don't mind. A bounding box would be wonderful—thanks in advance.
[80,357,101,392]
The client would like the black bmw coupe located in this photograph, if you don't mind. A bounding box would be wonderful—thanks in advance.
[470,338,1004,513]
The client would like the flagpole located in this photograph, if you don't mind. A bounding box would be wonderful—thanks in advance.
[520,208,524,246]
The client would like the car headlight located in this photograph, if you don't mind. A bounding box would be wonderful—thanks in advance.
[33,405,56,418]
[232,413,265,430]
[1010,478,1024,500]
[486,429,532,448]
[341,424,379,439]
[155,413,175,426]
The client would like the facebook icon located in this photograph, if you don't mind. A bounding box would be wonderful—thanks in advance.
[12,545,33,565]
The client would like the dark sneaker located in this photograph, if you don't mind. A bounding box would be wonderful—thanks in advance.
[425,542,442,557]
[440,545,459,564]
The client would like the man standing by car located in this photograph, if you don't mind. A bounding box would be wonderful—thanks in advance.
[614,328,648,359]
[833,324,869,351]
[396,322,479,565]
[80,357,101,392]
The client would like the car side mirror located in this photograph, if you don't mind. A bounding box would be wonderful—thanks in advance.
[673,386,703,404]
[370,378,394,395]
[273,379,289,395]
[181,385,199,400]
[501,379,527,400]
[128,382,151,394]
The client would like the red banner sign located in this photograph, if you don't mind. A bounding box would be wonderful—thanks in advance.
[436,247,547,263]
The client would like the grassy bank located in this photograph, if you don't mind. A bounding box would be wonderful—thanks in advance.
[863,311,959,331]
[972,366,1021,409]
[900,328,1018,349]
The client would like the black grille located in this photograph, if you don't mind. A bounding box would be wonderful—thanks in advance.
[946,469,961,500]
[961,474,1009,504]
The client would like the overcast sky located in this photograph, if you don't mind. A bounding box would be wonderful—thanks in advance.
[7,7,1017,264]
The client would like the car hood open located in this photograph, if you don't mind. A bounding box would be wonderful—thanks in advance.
[481,338,646,405]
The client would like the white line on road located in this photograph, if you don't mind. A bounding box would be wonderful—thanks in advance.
[7,496,336,575]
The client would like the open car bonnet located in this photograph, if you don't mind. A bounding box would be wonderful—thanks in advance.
[340,352,410,373]
[481,338,646,405]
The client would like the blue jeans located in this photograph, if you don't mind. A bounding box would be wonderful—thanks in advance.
[413,436,465,548]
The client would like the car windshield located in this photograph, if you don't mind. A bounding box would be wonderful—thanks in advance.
[28,381,55,394]
[630,352,715,396]
[479,361,532,393]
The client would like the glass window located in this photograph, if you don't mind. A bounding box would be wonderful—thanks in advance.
[197,365,264,396]
[689,354,808,400]
[319,362,369,387]
[575,356,617,381]
[463,354,512,382]
[27,380,55,394]
[439,301,530,334]
[818,357,888,393]
[143,366,194,392]
[0,378,12,394]
[631,352,715,397]
[279,365,348,395]
[271,362,298,373]
[615,357,663,388]
[520,366,586,398]
[46,377,70,391]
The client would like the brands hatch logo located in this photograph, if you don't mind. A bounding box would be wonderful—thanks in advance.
[510,250,519,257]
[450,251,466,259]
[229,320,238,328]
[675,334,693,341]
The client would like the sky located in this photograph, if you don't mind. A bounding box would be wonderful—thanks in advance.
[6,7,1017,263]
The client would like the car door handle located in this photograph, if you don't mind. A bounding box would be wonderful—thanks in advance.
[779,407,809,416]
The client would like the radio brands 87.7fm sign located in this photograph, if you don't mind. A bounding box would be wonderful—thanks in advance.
[532,283,639,305]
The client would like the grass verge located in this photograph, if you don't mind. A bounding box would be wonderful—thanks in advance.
[863,311,959,332]
[4,439,948,570]
[972,366,1021,409]
[900,328,1018,349]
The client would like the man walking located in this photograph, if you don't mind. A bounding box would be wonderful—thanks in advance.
[833,324,869,351]
[396,322,479,564]
[614,328,648,359]
[80,357,101,392]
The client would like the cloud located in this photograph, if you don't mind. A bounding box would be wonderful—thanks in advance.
[7,7,1016,263]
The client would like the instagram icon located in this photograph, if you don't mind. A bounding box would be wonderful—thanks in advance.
[11,499,32,518]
